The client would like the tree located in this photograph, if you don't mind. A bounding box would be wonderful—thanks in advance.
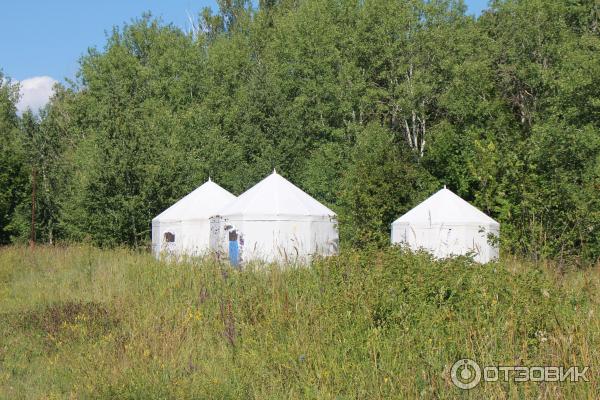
[5,0,597,264]
[66,16,206,246]
[339,123,437,248]
[0,73,26,244]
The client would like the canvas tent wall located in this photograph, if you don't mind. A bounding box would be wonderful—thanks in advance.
[391,188,499,263]
[152,179,236,258]
[211,171,338,264]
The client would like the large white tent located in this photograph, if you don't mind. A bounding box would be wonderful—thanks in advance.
[210,171,338,264]
[391,188,499,263]
[152,179,236,258]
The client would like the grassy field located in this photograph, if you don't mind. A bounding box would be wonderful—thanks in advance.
[0,246,598,399]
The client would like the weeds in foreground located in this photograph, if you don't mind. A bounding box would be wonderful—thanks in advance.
[0,245,598,399]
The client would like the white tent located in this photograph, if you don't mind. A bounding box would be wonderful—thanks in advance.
[152,179,236,258]
[210,170,338,264]
[391,188,500,263]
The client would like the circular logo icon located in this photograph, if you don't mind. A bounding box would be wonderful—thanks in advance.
[451,358,481,389]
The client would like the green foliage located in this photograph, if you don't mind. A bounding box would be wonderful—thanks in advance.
[0,74,27,244]
[1,0,599,262]
[0,246,598,398]
[66,17,208,246]
[339,123,437,248]
[508,121,600,262]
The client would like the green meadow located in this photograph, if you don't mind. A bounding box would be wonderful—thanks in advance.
[0,246,597,399]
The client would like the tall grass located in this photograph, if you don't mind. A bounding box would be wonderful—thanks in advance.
[0,245,598,399]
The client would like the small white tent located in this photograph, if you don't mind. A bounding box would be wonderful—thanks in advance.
[152,179,236,258]
[391,188,499,263]
[210,171,338,264]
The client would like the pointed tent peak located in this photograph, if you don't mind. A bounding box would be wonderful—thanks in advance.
[208,176,212,182]
[272,168,277,175]
[444,184,447,189]
[392,187,498,227]
[218,171,336,219]
[152,179,236,223]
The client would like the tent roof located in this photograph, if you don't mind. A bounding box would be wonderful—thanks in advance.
[153,179,236,223]
[217,170,336,219]
[392,188,499,227]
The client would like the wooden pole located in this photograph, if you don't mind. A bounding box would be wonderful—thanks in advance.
[30,167,36,248]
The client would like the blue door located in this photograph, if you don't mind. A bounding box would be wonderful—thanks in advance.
[228,230,239,267]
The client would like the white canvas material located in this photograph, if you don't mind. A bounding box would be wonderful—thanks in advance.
[391,188,500,263]
[211,171,339,264]
[152,179,236,258]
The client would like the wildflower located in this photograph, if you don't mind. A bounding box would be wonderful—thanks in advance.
[535,330,548,343]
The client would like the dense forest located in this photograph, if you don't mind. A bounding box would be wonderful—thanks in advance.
[0,0,598,264]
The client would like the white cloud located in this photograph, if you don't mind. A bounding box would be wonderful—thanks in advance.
[16,76,57,114]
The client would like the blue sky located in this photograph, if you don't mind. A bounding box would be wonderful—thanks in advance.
[0,0,488,112]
